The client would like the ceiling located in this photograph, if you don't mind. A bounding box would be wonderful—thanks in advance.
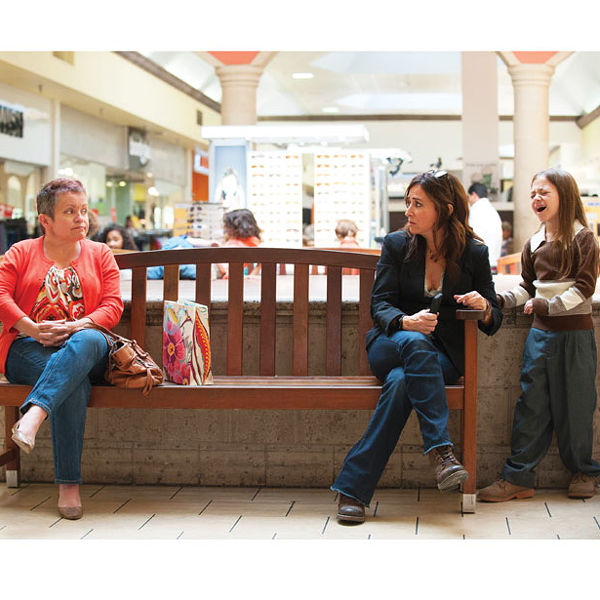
[140,51,600,118]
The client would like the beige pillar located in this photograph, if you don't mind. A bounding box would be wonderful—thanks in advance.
[507,63,555,249]
[461,52,500,199]
[47,98,61,181]
[215,64,264,125]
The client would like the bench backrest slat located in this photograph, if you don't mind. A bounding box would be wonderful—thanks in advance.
[195,263,212,318]
[326,266,342,375]
[292,263,309,376]
[259,262,277,375]
[227,262,245,375]
[131,267,148,347]
[163,265,179,301]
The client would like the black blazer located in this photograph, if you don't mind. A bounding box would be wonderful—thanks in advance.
[366,230,502,375]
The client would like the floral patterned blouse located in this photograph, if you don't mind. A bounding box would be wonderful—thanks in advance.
[29,266,85,323]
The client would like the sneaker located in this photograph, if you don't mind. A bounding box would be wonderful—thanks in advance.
[336,493,365,524]
[477,479,534,502]
[428,445,469,491]
[568,472,596,499]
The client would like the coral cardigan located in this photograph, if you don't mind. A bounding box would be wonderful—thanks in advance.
[0,237,124,374]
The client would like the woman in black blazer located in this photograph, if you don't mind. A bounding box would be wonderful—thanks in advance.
[332,170,502,523]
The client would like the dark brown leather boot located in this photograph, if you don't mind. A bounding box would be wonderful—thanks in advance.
[429,445,469,491]
[337,493,365,524]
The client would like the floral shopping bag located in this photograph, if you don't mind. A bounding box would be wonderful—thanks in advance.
[162,300,214,385]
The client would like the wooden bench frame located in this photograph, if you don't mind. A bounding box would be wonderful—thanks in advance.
[1,247,482,513]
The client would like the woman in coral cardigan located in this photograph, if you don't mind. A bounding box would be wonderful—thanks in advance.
[0,179,123,520]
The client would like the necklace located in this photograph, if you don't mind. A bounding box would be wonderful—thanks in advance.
[428,248,438,263]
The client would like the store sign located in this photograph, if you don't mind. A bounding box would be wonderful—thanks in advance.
[0,103,24,138]
[193,150,209,175]
[128,127,151,172]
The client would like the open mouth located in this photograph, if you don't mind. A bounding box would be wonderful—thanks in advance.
[535,206,546,213]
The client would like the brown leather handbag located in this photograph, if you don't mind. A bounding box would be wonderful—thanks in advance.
[86,323,163,396]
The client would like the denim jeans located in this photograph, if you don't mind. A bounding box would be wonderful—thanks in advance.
[331,330,461,507]
[5,329,109,484]
[502,328,600,488]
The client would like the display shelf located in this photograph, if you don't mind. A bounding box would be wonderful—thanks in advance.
[247,150,303,247]
[313,151,371,247]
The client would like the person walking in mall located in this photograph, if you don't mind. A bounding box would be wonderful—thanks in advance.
[478,168,600,503]
[332,170,502,524]
[0,178,123,520]
[467,182,503,272]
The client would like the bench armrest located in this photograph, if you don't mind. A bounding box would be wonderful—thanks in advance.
[455,309,485,320]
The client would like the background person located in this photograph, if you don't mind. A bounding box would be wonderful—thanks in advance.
[0,178,123,520]
[94,223,137,251]
[86,209,100,239]
[501,221,514,256]
[125,215,141,250]
[479,168,600,503]
[335,219,360,275]
[467,182,503,272]
[335,219,360,248]
[217,208,262,278]
[332,170,502,524]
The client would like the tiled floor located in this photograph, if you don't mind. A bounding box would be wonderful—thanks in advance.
[1,482,600,540]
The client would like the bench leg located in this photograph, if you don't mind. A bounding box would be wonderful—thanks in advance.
[5,470,20,488]
[3,407,21,488]
[462,493,476,514]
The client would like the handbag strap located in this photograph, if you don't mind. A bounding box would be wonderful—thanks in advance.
[84,322,126,347]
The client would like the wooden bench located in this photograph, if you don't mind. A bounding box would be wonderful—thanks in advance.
[0,247,483,512]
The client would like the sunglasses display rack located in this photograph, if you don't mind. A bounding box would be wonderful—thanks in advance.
[247,151,303,247]
[172,202,225,241]
[313,151,371,248]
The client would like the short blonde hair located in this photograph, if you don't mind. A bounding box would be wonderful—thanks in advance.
[335,219,358,239]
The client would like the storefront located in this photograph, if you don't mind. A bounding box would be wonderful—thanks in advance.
[59,108,191,242]
[0,81,51,249]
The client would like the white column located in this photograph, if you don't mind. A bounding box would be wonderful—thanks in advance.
[461,52,500,198]
[215,64,264,126]
[508,63,555,250]
[48,98,61,180]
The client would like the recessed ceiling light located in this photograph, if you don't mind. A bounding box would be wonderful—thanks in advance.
[322,106,340,113]
[292,72,314,79]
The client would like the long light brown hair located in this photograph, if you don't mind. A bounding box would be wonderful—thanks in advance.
[531,168,594,276]
[404,171,481,284]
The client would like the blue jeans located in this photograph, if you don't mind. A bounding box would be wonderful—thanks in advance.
[331,330,461,507]
[502,328,600,488]
[5,329,109,484]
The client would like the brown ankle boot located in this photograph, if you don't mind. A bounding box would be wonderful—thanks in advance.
[429,445,469,491]
[337,493,365,524]
[568,472,596,499]
[477,479,534,502]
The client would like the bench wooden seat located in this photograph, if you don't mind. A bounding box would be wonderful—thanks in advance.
[1,246,482,513]
[0,377,466,409]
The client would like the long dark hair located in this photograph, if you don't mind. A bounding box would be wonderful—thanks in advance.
[223,209,261,241]
[532,168,594,277]
[94,224,137,250]
[404,171,481,284]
